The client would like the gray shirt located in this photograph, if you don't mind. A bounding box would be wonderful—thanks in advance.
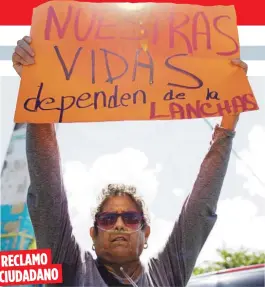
[26,123,234,286]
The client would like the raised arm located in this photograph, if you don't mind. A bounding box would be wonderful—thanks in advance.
[149,60,247,287]
[26,124,76,261]
[150,121,235,287]
[26,124,84,284]
[12,36,82,275]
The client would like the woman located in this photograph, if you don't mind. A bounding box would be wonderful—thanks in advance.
[12,36,248,286]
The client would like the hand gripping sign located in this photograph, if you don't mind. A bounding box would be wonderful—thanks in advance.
[14,1,259,123]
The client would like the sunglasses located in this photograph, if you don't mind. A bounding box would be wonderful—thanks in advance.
[95,211,144,231]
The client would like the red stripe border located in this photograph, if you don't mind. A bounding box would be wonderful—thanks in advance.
[0,0,264,25]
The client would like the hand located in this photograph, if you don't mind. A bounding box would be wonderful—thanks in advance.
[231,58,248,75]
[220,59,248,131]
[12,36,35,77]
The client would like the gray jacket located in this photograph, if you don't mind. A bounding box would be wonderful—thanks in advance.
[26,124,234,286]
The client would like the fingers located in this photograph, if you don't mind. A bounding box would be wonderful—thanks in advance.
[22,36,32,45]
[231,58,247,69]
[17,36,34,57]
[17,37,34,57]
[13,36,35,66]
[12,52,29,66]
[14,46,34,65]
[231,58,248,74]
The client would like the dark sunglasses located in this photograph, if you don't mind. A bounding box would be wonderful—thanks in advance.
[95,211,144,231]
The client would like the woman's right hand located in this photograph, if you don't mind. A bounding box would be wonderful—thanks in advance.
[12,36,35,77]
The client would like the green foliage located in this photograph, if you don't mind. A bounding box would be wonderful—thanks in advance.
[193,248,265,276]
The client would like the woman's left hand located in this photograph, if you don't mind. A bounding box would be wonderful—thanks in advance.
[231,58,248,74]
[220,59,248,131]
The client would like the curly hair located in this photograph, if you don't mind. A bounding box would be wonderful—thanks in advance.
[92,184,150,232]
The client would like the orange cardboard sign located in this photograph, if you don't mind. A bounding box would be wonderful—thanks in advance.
[15,1,258,123]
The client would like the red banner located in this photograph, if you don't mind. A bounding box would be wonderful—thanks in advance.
[0,249,62,286]
[0,0,265,25]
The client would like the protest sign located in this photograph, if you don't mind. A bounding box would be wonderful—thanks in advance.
[14,1,258,123]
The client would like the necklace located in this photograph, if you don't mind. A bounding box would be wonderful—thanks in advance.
[107,265,141,285]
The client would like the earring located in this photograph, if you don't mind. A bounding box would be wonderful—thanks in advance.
[144,242,148,249]
[92,244,95,251]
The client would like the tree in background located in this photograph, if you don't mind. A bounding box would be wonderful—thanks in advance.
[193,248,265,275]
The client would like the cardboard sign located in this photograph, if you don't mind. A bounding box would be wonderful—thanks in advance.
[14,1,258,123]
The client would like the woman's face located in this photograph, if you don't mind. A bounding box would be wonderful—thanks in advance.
[90,195,150,264]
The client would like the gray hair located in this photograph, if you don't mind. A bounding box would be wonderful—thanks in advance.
[92,184,150,226]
